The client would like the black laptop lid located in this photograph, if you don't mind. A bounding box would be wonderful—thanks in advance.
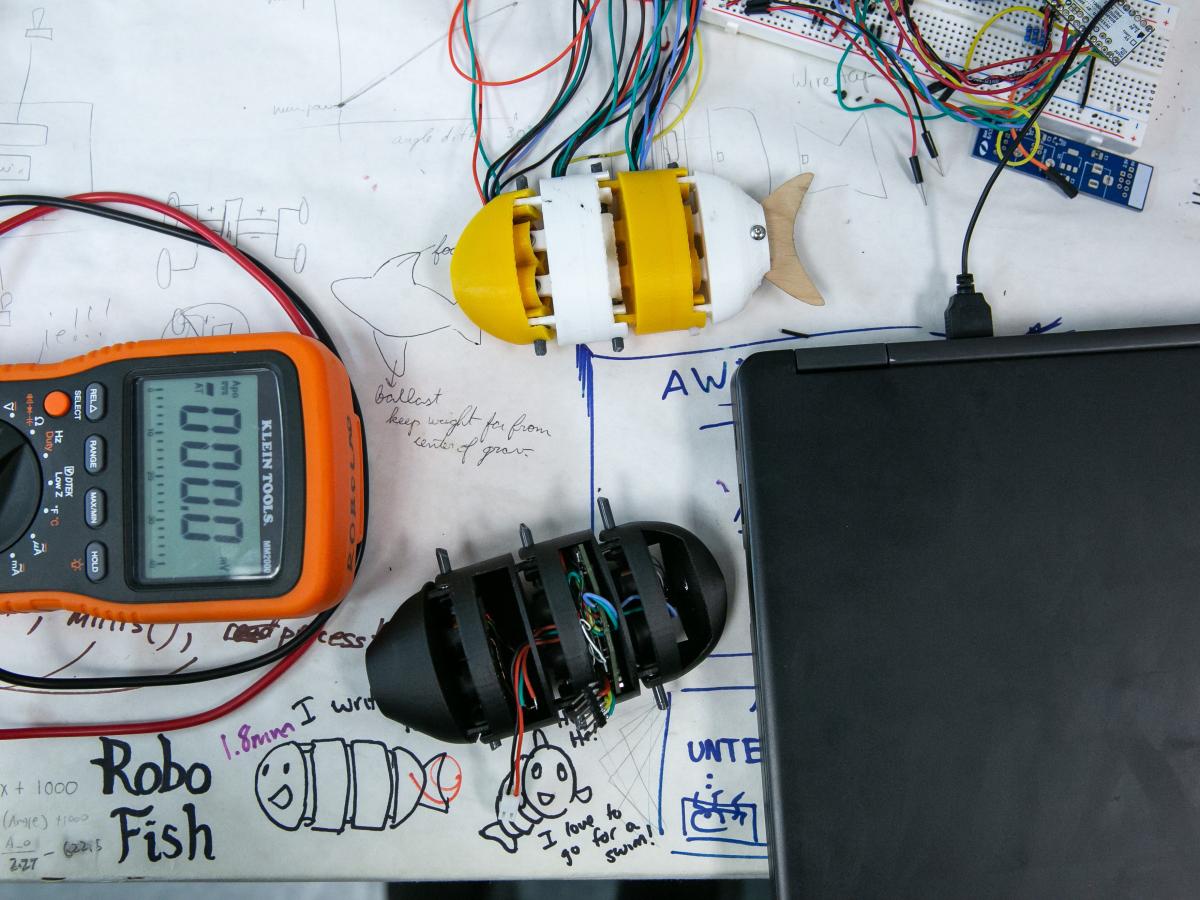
[733,326,1200,899]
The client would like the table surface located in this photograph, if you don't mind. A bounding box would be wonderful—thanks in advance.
[0,0,1196,882]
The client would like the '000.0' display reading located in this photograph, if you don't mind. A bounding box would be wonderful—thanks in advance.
[139,372,277,583]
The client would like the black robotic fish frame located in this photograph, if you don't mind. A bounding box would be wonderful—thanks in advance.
[367,499,727,744]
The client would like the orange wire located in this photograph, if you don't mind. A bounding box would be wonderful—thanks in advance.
[448,0,604,88]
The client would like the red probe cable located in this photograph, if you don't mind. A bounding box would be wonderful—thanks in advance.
[0,629,321,741]
[0,192,315,338]
[0,193,328,740]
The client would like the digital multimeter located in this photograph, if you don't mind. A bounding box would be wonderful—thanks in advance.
[0,333,364,624]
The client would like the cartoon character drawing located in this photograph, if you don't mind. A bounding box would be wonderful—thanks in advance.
[255,739,462,833]
[331,246,481,382]
[479,730,593,853]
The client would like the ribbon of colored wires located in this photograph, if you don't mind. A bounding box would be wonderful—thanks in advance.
[452,0,702,202]
[0,193,371,738]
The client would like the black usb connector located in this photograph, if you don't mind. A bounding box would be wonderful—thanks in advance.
[944,274,993,340]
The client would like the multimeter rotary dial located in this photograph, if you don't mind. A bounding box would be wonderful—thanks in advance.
[0,421,40,553]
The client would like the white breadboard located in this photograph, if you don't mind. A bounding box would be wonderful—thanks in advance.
[700,0,1178,151]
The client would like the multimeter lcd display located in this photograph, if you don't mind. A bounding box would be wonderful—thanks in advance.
[136,371,284,584]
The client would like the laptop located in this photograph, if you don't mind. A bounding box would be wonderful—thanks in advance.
[732,326,1200,898]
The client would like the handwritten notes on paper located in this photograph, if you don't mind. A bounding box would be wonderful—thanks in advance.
[376,384,553,468]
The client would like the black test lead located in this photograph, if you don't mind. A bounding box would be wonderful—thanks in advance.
[909,155,927,205]
[922,128,944,176]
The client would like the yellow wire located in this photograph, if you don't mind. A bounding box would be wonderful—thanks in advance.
[570,25,704,164]
[965,5,1049,71]
[993,100,1044,168]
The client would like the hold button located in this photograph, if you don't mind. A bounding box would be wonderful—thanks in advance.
[85,542,107,582]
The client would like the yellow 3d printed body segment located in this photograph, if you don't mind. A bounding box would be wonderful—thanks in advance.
[451,188,552,346]
[449,168,823,351]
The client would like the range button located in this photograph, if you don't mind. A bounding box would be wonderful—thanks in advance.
[84,435,106,474]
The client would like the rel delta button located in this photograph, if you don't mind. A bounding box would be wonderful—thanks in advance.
[84,435,106,474]
[85,488,106,528]
[85,542,107,582]
[85,383,106,421]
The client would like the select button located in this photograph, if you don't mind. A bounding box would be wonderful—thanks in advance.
[84,435,106,474]
[43,391,71,418]
[85,488,106,529]
[85,542,107,582]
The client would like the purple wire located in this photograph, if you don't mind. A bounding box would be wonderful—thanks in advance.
[640,0,688,168]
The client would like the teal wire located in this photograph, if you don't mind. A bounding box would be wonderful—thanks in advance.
[462,0,493,171]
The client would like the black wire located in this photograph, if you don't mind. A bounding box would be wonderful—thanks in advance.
[481,0,592,200]
[0,195,371,690]
[960,1,1119,276]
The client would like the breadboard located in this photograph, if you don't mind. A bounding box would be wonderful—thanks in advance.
[700,1,1178,151]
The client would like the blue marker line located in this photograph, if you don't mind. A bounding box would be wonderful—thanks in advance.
[680,685,755,693]
[588,325,922,362]
[699,421,735,431]
[670,850,770,860]
[657,690,672,837]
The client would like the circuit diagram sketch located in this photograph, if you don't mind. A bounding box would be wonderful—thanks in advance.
[255,738,462,833]
[0,260,12,328]
[160,303,252,339]
[795,114,889,200]
[0,7,94,192]
[331,243,481,383]
[156,194,310,288]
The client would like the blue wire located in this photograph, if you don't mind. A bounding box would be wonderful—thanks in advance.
[639,0,687,168]
[582,592,620,630]
[622,594,678,618]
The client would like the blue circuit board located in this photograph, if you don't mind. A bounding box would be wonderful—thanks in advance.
[972,128,1153,212]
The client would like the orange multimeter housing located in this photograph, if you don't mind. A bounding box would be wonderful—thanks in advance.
[0,333,364,624]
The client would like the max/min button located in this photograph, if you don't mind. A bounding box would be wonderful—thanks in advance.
[85,488,106,528]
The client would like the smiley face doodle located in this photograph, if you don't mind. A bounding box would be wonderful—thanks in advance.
[255,739,462,833]
[479,730,593,853]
